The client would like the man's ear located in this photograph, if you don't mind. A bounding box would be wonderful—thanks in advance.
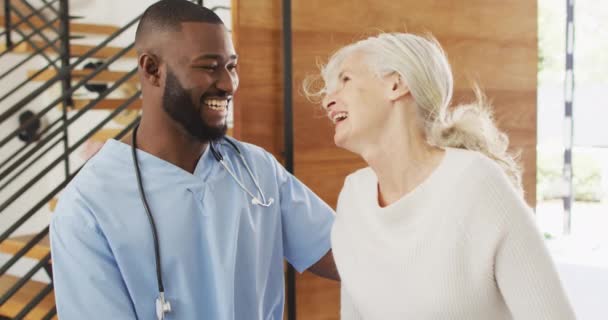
[385,72,410,101]
[138,53,162,87]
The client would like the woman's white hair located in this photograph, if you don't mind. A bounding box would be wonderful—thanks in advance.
[304,33,523,193]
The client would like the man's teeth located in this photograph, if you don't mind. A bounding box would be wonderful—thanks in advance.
[205,99,229,111]
[332,112,348,124]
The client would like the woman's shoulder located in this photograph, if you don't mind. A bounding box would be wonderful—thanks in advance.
[443,148,523,206]
[446,149,531,234]
[450,148,529,212]
[446,148,507,180]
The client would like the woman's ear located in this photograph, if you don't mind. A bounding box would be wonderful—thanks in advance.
[138,53,162,87]
[385,72,410,101]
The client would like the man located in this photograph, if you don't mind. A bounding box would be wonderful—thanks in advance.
[50,1,338,319]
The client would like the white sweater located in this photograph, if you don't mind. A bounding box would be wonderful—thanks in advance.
[332,148,576,320]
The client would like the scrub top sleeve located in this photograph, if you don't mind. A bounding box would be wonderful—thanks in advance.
[268,153,335,273]
[50,192,137,319]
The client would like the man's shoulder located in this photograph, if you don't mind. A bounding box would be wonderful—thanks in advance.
[69,145,128,195]
[52,142,131,223]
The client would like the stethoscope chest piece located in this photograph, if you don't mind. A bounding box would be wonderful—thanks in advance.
[156,292,171,320]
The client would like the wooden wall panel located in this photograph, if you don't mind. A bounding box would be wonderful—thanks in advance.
[234,1,537,319]
[232,0,284,154]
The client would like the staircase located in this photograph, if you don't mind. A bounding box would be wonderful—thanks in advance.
[0,0,144,318]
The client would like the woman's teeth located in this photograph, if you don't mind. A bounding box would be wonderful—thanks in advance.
[332,111,348,124]
[205,99,229,111]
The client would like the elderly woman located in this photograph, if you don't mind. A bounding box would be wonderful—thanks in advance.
[306,33,575,319]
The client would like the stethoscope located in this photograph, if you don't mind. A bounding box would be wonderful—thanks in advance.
[130,123,274,320]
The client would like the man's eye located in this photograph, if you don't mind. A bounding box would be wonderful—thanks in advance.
[198,66,217,71]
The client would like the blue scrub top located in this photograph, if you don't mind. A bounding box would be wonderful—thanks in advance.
[50,138,335,319]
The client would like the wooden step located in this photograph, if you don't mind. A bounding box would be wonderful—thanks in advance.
[73,98,142,110]
[0,2,48,31]
[70,42,137,58]
[0,234,50,260]
[27,68,139,85]
[0,15,120,36]
[0,275,56,320]
[91,128,123,142]
[0,40,136,58]
[70,23,121,36]
[49,198,58,212]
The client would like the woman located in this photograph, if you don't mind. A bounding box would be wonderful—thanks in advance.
[306,33,575,319]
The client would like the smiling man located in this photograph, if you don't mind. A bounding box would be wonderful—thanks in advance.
[50,1,338,319]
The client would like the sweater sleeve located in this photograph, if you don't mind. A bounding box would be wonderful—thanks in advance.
[484,165,576,319]
[340,286,365,320]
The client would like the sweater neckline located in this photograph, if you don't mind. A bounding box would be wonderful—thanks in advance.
[370,147,453,214]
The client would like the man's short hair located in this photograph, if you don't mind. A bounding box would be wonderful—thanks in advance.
[135,0,224,45]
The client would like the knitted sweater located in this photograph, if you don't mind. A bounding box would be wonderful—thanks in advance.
[332,148,576,319]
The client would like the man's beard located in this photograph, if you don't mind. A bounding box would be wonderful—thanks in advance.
[161,68,227,142]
